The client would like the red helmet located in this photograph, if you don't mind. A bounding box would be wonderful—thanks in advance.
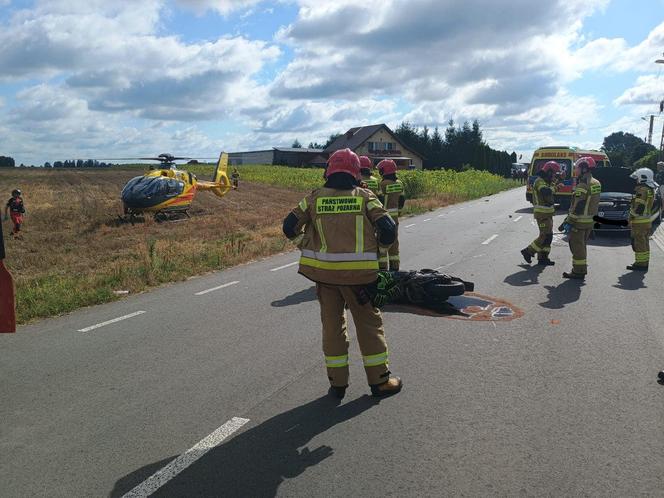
[574,156,596,174]
[327,148,360,179]
[359,155,372,170]
[541,161,561,174]
[377,159,397,176]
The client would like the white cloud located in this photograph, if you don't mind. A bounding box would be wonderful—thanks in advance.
[175,0,263,15]
[614,75,664,108]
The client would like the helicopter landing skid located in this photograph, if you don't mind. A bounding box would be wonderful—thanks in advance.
[153,210,190,223]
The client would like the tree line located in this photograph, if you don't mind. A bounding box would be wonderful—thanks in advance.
[393,120,515,176]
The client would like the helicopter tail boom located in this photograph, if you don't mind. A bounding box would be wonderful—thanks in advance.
[196,152,231,198]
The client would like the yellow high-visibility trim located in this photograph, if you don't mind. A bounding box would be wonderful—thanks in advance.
[315,219,327,253]
[355,216,364,254]
[300,257,379,271]
[298,198,308,211]
[590,184,601,194]
[529,242,542,252]
[631,218,652,224]
[363,351,389,367]
[367,199,382,210]
[573,259,587,265]
[325,355,349,368]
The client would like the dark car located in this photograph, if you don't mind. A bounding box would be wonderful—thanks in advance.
[593,167,662,232]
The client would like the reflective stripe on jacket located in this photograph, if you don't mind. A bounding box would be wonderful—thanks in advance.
[380,179,403,222]
[630,184,655,225]
[568,176,601,227]
[291,187,389,285]
[532,177,556,216]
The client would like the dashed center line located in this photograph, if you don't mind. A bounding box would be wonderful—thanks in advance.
[195,281,240,296]
[423,218,431,222]
[122,417,250,498]
[513,215,523,222]
[270,261,298,272]
[405,223,416,228]
[437,214,445,218]
[481,234,499,245]
[77,311,146,332]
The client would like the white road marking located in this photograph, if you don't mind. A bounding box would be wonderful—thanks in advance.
[513,216,523,222]
[122,417,250,498]
[423,218,431,222]
[270,261,298,272]
[77,311,146,332]
[195,281,240,296]
[482,234,499,245]
[437,214,445,218]
[405,223,416,228]
[434,263,454,270]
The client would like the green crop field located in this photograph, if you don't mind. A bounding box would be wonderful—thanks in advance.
[188,164,519,201]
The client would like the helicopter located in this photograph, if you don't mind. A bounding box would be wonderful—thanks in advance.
[119,152,231,222]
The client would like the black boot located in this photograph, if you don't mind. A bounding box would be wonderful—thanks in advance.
[328,385,347,399]
[370,376,403,397]
[520,248,532,264]
[626,264,648,272]
[562,271,585,280]
[537,257,555,266]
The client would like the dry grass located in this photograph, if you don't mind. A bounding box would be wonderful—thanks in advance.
[1,168,302,323]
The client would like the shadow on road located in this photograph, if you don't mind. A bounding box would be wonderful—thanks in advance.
[613,271,647,290]
[110,395,378,498]
[271,286,317,307]
[588,230,631,247]
[539,279,585,309]
[514,207,533,214]
[503,264,545,286]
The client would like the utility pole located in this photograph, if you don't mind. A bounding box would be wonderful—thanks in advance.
[642,115,655,144]
[657,53,664,159]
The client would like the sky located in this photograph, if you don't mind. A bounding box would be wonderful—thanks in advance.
[0,0,663,165]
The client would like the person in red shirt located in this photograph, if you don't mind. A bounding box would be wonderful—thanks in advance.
[4,189,26,239]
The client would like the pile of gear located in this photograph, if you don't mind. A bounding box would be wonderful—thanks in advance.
[361,269,475,312]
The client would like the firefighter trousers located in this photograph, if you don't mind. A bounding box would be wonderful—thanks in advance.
[525,215,553,258]
[378,223,399,271]
[316,283,390,387]
[568,225,592,274]
[630,223,651,267]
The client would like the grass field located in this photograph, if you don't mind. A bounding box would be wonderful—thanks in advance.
[1,165,518,323]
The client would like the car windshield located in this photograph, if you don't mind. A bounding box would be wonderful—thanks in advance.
[531,159,572,178]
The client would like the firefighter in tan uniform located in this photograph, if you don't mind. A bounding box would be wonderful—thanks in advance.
[627,168,658,272]
[359,156,380,196]
[521,161,560,266]
[377,159,405,271]
[562,157,602,280]
[282,148,403,399]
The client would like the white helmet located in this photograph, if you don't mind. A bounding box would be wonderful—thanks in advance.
[630,167,659,188]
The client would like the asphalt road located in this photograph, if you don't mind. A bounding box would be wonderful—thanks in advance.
[2,186,664,497]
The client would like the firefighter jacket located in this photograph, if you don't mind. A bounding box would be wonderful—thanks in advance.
[361,174,380,196]
[568,175,601,228]
[290,187,390,286]
[531,177,556,218]
[380,179,404,223]
[630,184,655,225]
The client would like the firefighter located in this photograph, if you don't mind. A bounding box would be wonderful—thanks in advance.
[377,159,405,271]
[520,161,560,266]
[231,168,240,190]
[561,157,602,280]
[358,156,380,196]
[282,148,402,399]
[4,189,25,239]
[626,167,658,272]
